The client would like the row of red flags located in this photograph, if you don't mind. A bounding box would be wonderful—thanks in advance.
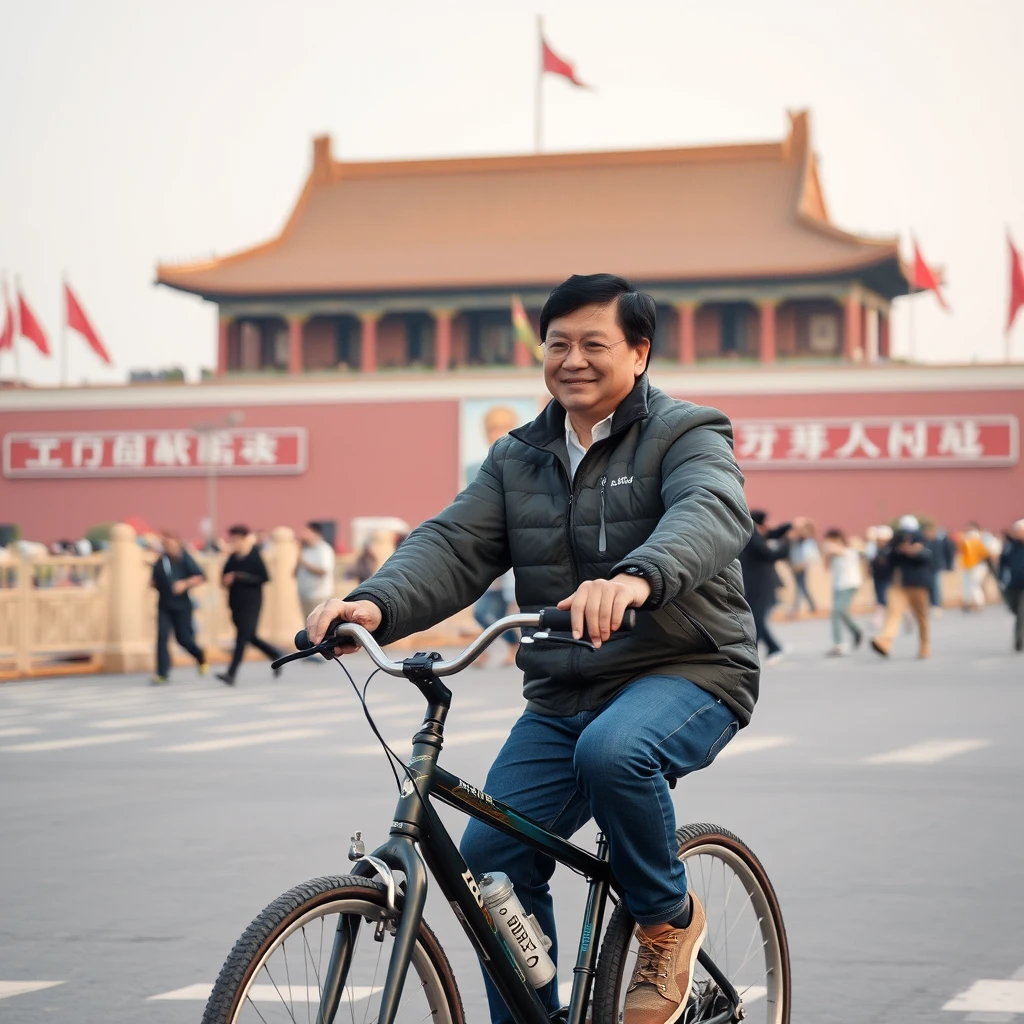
[913,236,1024,333]
[0,282,112,365]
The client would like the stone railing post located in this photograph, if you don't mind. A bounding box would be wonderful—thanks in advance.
[103,523,153,673]
[263,526,302,651]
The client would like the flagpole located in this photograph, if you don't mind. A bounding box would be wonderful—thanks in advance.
[1007,228,1014,365]
[535,14,543,153]
[13,274,21,385]
[60,271,68,387]
[907,233,916,363]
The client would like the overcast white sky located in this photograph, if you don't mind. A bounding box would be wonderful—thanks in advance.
[1,0,1022,386]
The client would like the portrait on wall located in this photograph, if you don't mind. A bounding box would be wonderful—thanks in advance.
[459,398,541,490]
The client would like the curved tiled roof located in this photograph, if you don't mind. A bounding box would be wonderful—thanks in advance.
[156,111,906,299]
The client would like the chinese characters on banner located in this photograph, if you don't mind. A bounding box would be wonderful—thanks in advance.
[3,428,308,478]
[733,416,1018,469]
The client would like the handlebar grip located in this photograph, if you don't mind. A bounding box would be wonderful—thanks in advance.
[538,607,636,633]
[295,629,314,651]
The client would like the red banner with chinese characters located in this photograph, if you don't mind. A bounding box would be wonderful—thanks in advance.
[733,416,1018,469]
[3,428,307,478]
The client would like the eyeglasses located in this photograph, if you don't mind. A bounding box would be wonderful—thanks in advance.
[543,339,627,361]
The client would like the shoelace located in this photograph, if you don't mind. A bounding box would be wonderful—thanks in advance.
[632,931,680,988]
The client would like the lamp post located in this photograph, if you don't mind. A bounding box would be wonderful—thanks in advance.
[192,410,244,550]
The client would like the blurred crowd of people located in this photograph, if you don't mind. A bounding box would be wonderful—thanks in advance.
[740,512,1024,661]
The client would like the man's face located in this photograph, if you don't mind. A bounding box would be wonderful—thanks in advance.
[300,528,316,548]
[163,537,181,559]
[230,533,249,555]
[543,301,649,422]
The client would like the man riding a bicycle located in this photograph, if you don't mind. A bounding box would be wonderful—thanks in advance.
[309,273,758,1024]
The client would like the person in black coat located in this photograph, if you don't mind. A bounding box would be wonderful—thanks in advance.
[997,519,1024,652]
[216,525,282,685]
[739,510,792,663]
[151,533,207,684]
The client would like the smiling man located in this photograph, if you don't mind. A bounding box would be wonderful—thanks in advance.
[308,274,757,1024]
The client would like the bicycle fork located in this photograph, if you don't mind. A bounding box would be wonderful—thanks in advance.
[315,835,428,1024]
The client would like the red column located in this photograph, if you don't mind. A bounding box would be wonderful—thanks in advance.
[844,293,862,361]
[879,311,891,359]
[675,302,696,365]
[217,317,230,375]
[433,309,453,372]
[758,300,777,364]
[360,313,379,373]
[288,316,304,374]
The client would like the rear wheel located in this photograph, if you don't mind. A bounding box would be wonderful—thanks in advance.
[592,823,790,1024]
[201,875,465,1024]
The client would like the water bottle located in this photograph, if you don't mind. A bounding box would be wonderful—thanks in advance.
[478,871,557,988]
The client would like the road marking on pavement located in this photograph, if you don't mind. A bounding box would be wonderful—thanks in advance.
[159,727,327,752]
[0,726,40,738]
[0,980,65,999]
[149,983,378,1002]
[943,979,1024,1014]
[90,710,219,729]
[865,739,993,765]
[0,731,151,753]
[459,707,523,722]
[207,712,359,734]
[717,735,795,759]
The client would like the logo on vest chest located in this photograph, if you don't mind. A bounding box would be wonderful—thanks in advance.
[609,475,633,487]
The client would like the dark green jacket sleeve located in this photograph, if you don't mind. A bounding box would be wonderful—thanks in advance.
[611,418,752,608]
[346,439,512,644]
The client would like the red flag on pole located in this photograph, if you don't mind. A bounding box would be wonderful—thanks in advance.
[912,241,949,311]
[541,36,588,87]
[17,289,50,355]
[65,282,112,365]
[1007,234,1024,335]
[0,285,13,351]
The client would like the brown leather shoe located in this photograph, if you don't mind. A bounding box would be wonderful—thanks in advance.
[870,637,890,657]
[624,895,707,1024]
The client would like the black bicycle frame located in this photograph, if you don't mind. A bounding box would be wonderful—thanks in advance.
[318,659,740,1024]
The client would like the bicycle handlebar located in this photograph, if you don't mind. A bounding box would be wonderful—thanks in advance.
[292,606,635,678]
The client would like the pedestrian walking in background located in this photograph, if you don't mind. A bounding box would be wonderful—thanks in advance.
[787,517,819,616]
[150,532,207,684]
[296,522,335,620]
[216,525,282,686]
[871,515,933,659]
[740,510,792,665]
[997,519,1024,652]
[865,525,894,627]
[821,529,863,656]
[922,521,955,612]
[473,569,519,667]
[958,522,990,611]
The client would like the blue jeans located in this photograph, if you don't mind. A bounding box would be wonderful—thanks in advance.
[459,675,739,1024]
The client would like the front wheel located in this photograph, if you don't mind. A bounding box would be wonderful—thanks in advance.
[593,823,791,1024]
[202,874,465,1024]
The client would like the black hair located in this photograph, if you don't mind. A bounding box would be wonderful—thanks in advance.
[305,521,323,535]
[227,524,250,537]
[539,274,656,365]
[750,510,768,526]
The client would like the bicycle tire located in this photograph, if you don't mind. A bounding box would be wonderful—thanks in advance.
[592,823,791,1024]
[201,874,466,1024]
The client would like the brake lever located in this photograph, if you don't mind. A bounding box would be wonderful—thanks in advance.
[270,644,336,671]
[520,630,597,652]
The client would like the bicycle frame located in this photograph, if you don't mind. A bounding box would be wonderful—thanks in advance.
[311,653,742,1024]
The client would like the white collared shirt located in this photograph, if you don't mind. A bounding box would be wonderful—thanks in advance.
[565,412,614,479]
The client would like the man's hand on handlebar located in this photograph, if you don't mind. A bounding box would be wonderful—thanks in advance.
[556,575,651,649]
[307,598,383,656]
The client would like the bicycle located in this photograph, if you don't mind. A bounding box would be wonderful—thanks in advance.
[201,608,791,1024]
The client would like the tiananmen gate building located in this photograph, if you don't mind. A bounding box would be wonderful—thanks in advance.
[1,111,1021,547]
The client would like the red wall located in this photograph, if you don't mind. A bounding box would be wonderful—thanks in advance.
[1,385,1021,546]
[0,402,459,550]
